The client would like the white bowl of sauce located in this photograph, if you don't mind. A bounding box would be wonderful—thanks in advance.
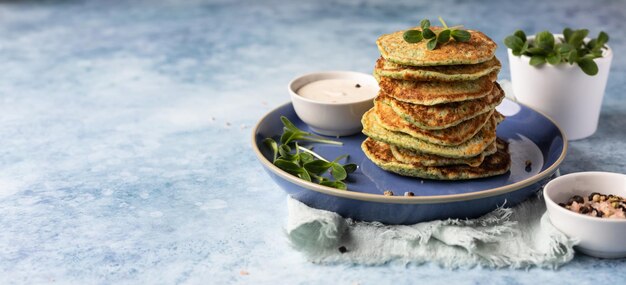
[544,172,626,258]
[288,71,378,136]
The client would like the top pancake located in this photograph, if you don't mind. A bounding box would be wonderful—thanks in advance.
[374,56,501,82]
[376,27,497,66]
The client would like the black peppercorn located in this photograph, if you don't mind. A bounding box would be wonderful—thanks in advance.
[524,160,532,172]
[338,246,348,253]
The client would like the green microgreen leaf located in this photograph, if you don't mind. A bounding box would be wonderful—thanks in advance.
[557,43,572,53]
[320,180,347,190]
[274,159,303,175]
[422,28,436,39]
[330,163,347,181]
[303,160,332,175]
[300,152,314,164]
[426,38,437,50]
[263,138,278,162]
[437,29,451,43]
[403,30,423,43]
[546,52,561,65]
[280,116,299,132]
[563,28,573,42]
[586,39,598,50]
[520,41,530,54]
[420,19,430,29]
[526,47,547,55]
[567,49,578,64]
[343,163,357,174]
[279,116,342,145]
[568,29,589,46]
[279,129,298,145]
[597,31,609,46]
[298,169,312,182]
[535,31,555,51]
[578,58,599,75]
[529,55,546,66]
[278,144,292,159]
[504,35,524,52]
[451,29,471,42]
[514,30,527,42]
[590,50,603,58]
[299,147,328,162]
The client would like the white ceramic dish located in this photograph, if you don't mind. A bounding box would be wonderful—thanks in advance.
[508,35,612,140]
[544,172,626,258]
[288,71,378,136]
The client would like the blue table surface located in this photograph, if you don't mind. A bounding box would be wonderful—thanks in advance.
[0,0,624,284]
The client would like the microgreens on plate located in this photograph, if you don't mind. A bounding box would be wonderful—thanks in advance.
[403,17,471,50]
[504,28,609,76]
[263,116,357,190]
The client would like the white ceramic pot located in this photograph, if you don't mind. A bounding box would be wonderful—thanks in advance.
[508,36,612,140]
[544,172,626,258]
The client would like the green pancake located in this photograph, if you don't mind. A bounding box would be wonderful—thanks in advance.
[361,109,497,158]
[374,56,501,82]
[376,27,497,66]
[378,73,497,106]
[381,82,505,130]
[374,98,496,146]
[390,140,498,167]
[362,137,510,180]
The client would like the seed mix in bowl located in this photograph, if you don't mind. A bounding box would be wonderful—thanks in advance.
[560,193,626,219]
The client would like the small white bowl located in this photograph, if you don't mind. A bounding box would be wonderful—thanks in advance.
[544,172,626,258]
[288,71,378,136]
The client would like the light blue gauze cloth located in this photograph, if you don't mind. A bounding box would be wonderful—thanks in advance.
[286,194,577,269]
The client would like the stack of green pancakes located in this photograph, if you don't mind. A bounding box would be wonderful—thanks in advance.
[361,27,511,180]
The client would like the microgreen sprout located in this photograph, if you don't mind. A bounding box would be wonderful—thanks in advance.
[279,116,343,145]
[403,17,471,50]
[504,28,609,76]
[264,116,357,190]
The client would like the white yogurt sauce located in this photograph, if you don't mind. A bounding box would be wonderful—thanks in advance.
[296,79,376,104]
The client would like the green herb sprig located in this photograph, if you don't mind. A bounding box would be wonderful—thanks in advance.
[263,116,357,190]
[403,17,471,50]
[504,28,609,76]
[279,116,343,145]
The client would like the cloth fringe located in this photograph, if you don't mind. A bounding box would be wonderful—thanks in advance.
[286,195,576,269]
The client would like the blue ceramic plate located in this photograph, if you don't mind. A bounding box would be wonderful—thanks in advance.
[252,98,567,224]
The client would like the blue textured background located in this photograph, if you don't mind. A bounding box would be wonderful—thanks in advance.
[0,0,624,284]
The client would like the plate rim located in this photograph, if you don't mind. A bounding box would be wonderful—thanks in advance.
[251,98,568,204]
